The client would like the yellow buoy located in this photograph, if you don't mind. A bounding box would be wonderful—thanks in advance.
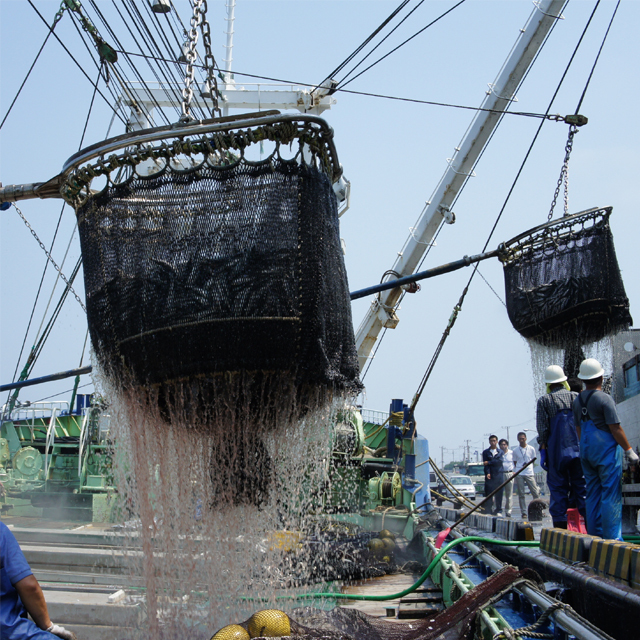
[367,538,385,557]
[379,529,396,540]
[247,609,291,638]
[381,537,395,554]
[210,624,250,640]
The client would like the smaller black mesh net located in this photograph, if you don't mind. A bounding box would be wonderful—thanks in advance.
[501,207,632,347]
[75,131,361,399]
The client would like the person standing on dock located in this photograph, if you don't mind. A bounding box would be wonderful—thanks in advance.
[512,432,540,517]
[573,358,638,540]
[0,521,77,640]
[482,435,504,515]
[536,365,586,529]
[498,439,515,517]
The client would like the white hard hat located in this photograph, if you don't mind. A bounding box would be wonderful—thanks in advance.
[578,358,605,381]
[544,365,567,384]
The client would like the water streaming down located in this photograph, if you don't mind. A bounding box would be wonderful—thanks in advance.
[104,371,346,639]
[528,335,614,397]
[65,118,366,638]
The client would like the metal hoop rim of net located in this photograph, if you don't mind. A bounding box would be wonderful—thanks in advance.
[60,112,342,206]
[499,206,612,265]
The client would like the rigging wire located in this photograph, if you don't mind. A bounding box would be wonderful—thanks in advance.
[65,9,129,121]
[91,0,170,124]
[6,59,102,406]
[67,2,160,128]
[367,4,569,380]
[338,0,468,90]
[412,1,568,277]
[33,383,93,405]
[336,1,426,88]
[410,0,606,412]
[574,0,620,114]
[108,51,568,123]
[0,5,65,131]
[26,0,126,126]
[94,0,173,126]
[116,0,186,121]
[314,0,411,91]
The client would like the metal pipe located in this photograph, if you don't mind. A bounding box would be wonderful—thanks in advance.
[0,181,61,204]
[349,248,500,300]
[223,0,236,84]
[0,366,92,392]
[62,112,334,175]
[449,530,615,640]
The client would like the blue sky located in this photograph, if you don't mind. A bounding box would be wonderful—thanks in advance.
[1,0,638,464]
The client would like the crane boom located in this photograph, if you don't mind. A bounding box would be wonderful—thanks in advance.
[354,0,566,371]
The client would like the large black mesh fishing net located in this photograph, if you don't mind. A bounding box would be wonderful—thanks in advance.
[501,207,632,348]
[219,566,540,640]
[75,138,360,398]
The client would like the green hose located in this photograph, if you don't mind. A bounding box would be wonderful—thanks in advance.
[242,536,540,603]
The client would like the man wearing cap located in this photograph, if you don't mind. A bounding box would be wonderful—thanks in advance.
[536,365,586,529]
[573,358,639,540]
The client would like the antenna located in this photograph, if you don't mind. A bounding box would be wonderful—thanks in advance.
[223,0,236,85]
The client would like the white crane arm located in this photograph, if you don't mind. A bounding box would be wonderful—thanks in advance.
[355,0,566,371]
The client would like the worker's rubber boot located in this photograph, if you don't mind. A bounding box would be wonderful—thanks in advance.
[553,520,567,529]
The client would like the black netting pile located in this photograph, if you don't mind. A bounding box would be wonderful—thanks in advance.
[502,208,632,347]
[226,566,540,640]
[77,156,361,396]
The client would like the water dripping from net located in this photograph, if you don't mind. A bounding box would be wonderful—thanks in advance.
[99,369,348,639]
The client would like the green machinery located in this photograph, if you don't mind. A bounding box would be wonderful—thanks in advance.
[0,395,116,521]
[324,400,427,535]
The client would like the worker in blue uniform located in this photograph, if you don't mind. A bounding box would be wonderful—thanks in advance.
[536,365,586,529]
[1,521,77,639]
[573,359,639,540]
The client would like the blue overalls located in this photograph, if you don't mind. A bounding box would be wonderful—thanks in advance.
[547,397,586,524]
[578,391,623,541]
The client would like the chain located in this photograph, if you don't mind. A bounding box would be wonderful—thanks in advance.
[199,0,221,117]
[181,0,204,122]
[12,204,86,313]
[547,124,578,221]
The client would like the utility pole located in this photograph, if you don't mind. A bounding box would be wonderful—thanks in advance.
[464,440,471,463]
[441,446,445,469]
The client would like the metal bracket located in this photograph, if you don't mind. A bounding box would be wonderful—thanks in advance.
[533,1,564,19]
[486,83,519,102]
[409,227,438,246]
[446,158,476,178]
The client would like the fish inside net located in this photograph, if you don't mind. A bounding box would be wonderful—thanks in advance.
[501,206,632,349]
[73,125,361,413]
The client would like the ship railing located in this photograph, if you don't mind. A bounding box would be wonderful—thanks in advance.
[43,407,59,480]
[8,401,70,423]
[360,408,388,426]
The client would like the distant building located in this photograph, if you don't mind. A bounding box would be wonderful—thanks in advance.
[612,328,640,451]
